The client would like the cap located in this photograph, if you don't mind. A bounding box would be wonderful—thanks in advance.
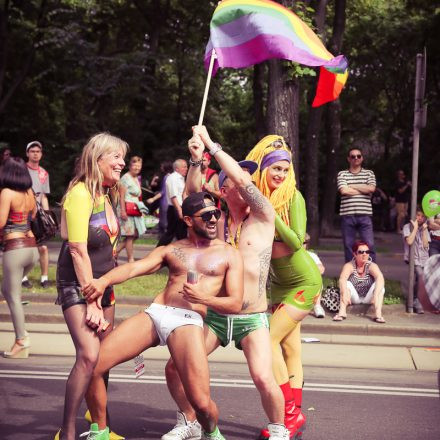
[182,191,216,217]
[26,141,42,153]
[218,160,258,188]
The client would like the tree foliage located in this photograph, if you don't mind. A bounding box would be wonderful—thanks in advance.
[0,0,437,217]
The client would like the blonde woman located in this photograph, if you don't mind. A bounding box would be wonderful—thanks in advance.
[246,136,322,440]
[116,155,146,262]
[54,133,127,440]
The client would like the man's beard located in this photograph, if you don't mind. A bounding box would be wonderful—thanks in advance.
[193,222,217,240]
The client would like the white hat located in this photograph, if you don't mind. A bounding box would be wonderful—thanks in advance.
[26,141,42,152]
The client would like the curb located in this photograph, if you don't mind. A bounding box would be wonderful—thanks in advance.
[2,315,438,340]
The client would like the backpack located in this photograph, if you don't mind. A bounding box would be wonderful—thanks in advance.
[31,199,59,244]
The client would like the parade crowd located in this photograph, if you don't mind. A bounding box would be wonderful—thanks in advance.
[0,131,438,440]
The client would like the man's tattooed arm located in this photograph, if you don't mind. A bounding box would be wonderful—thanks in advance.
[258,246,272,298]
[237,183,275,221]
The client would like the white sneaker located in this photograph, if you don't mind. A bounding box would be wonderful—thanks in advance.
[161,411,202,440]
[313,304,326,318]
[267,423,289,440]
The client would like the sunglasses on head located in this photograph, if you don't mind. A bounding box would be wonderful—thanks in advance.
[350,154,362,159]
[193,209,221,222]
[357,249,371,255]
[267,138,290,150]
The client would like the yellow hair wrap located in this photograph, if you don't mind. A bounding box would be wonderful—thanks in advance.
[245,135,296,227]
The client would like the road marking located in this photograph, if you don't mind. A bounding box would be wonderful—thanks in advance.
[0,369,437,398]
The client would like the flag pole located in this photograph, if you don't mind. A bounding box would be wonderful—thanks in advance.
[198,49,217,126]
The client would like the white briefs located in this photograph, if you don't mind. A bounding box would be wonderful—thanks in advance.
[144,303,204,346]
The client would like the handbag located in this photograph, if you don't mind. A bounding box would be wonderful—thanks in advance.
[321,285,341,313]
[125,201,142,217]
[31,199,59,244]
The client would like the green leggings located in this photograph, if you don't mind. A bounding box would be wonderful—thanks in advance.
[2,247,38,339]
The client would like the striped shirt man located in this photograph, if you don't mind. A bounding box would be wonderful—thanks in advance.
[337,168,376,216]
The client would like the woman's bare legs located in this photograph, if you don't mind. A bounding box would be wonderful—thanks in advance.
[60,304,100,440]
[125,237,135,262]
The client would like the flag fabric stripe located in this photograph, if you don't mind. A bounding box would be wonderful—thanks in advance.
[312,67,348,107]
[207,12,331,60]
[210,34,340,72]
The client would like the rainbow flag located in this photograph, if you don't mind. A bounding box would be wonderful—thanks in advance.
[204,0,348,106]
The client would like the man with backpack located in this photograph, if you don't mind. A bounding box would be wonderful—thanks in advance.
[22,141,51,289]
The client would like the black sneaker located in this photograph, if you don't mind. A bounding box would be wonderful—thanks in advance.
[22,280,33,289]
[40,280,49,289]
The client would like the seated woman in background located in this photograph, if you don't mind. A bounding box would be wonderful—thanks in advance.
[335,240,386,323]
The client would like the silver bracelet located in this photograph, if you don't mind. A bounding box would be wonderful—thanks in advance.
[209,142,223,156]
[189,157,203,167]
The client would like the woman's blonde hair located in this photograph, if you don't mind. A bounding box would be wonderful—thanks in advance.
[62,132,129,205]
[245,135,296,226]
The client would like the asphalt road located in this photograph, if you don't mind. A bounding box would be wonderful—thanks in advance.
[1,356,438,440]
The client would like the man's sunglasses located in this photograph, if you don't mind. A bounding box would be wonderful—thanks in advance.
[357,250,371,255]
[193,209,221,222]
[350,154,362,159]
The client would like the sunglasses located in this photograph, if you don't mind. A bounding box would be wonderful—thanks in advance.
[350,154,362,159]
[266,138,290,150]
[193,209,221,222]
[357,250,371,255]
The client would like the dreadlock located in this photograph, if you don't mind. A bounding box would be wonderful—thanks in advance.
[246,135,296,227]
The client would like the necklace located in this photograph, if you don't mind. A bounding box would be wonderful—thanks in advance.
[227,213,248,249]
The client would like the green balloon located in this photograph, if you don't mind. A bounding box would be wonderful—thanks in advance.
[422,190,440,217]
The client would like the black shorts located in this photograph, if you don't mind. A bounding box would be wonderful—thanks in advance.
[56,283,115,311]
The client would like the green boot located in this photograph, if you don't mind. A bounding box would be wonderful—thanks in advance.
[80,423,110,440]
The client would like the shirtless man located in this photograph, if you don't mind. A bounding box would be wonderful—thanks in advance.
[82,192,244,440]
[162,126,289,440]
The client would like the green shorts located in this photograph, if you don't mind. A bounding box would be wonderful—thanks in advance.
[205,308,269,350]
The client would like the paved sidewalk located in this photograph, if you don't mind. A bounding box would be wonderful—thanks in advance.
[1,294,439,372]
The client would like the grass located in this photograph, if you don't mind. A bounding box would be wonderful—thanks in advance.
[16,270,404,304]
[14,266,167,298]
[49,235,159,246]
[322,276,404,304]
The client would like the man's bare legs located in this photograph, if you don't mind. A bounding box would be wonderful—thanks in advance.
[167,325,220,433]
[165,326,284,425]
[240,327,284,423]
[38,245,49,278]
[86,312,160,429]
[164,327,220,423]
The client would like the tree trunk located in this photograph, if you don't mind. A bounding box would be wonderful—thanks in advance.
[253,64,267,139]
[320,100,341,236]
[266,59,300,181]
[303,0,329,246]
[304,106,323,244]
[320,0,346,237]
